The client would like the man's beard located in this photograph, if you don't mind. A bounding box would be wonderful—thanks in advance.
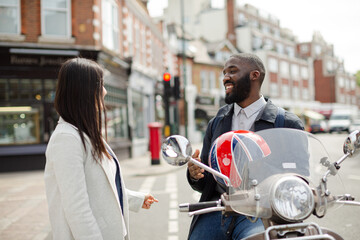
[224,73,251,104]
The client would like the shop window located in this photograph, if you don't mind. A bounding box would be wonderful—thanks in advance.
[106,106,128,140]
[44,79,56,101]
[9,79,19,100]
[0,106,41,145]
[41,0,71,38]
[132,90,145,139]
[0,79,7,101]
[0,0,20,34]
[31,79,43,101]
[104,84,128,140]
[20,79,32,100]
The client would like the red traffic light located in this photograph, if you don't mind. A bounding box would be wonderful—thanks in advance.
[163,72,171,81]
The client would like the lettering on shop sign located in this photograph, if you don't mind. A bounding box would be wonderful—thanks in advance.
[10,55,69,66]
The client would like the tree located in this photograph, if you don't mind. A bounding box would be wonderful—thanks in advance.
[356,70,360,86]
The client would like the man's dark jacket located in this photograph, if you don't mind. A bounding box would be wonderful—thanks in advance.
[186,99,304,237]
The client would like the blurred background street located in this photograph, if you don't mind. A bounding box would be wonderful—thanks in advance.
[1,0,360,239]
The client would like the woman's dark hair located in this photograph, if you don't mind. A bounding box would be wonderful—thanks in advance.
[55,57,110,161]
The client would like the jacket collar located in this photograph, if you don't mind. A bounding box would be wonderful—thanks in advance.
[255,98,278,124]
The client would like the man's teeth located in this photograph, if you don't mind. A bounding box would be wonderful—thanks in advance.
[225,85,233,90]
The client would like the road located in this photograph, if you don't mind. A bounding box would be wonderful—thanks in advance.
[125,133,360,240]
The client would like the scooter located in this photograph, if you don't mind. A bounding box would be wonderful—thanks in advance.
[161,128,360,239]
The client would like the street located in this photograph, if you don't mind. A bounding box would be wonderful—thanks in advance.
[0,133,360,239]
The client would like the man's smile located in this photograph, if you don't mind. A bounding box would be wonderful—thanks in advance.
[224,82,234,94]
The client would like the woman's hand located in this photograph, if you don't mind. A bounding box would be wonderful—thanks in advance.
[142,194,159,209]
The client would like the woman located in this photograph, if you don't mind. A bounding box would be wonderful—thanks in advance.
[44,58,158,240]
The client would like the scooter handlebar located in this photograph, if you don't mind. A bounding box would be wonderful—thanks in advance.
[179,200,222,212]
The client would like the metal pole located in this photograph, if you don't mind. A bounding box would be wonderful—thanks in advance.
[180,0,188,138]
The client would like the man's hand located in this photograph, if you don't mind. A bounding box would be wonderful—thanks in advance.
[187,149,205,180]
[142,194,159,209]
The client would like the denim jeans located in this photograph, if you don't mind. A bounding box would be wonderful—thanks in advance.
[189,211,264,240]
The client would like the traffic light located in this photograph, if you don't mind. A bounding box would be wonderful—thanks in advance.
[163,72,172,99]
[163,72,171,82]
[173,76,180,100]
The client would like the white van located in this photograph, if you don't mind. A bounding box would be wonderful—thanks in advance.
[328,112,352,133]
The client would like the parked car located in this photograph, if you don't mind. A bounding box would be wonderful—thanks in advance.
[309,120,328,134]
[328,111,352,133]
[349,119,360,133]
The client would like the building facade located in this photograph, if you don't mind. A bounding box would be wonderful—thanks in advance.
[0,0,172,171]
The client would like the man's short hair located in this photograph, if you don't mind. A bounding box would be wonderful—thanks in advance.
[230,53,266,82]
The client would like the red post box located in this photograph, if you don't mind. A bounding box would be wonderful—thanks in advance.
[148,122,163,165]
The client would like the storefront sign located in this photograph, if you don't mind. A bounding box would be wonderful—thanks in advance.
[10,55,69,67]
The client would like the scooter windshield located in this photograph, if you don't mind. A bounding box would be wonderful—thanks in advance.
[227,128,342,219]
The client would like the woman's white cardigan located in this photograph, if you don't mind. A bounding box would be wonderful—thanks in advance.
[44,118,145,240]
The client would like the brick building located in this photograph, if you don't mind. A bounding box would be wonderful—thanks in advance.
[0,0,173,171]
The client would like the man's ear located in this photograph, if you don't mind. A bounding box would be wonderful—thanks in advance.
[250,70,261,81]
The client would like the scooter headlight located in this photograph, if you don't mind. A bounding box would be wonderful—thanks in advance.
[271,176,314,222]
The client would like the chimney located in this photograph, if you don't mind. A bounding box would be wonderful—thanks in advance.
[226,0,237,47]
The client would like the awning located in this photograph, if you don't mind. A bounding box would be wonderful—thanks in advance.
[303,110,325,120]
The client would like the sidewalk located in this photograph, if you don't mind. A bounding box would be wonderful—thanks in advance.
[0,143,202,240]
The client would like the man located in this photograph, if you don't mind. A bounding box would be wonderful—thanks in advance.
[187,53,304,239]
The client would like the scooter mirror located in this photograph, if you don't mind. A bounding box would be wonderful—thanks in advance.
[343,130,360,157]
[161,135,192,166]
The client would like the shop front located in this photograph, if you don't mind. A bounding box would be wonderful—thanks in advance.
[98,52,131,159]
[0,46,98,171]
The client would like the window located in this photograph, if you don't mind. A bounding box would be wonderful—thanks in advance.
[102,0,119,51]
[326,60,333,72]
[263,38,273,50]
[301,67,309,79]
[209,71,216,89]
[126,15,133,55]
[351,79,356,90]
[132,90,145,138]
[270,83,278,97]
[292,87,299,99]
[252,36,262,50]
[280,61,289,76]
[261,23,270,34]
[286,46,295,58]
[238,13,246,26]
[268,57,278,73]
[290,64,299,79]
[273,29,280,38]
[215,51,231,63]
[281,85,289,98]
[0,0,20,34]
[315,44,322,55]
[41,0,71,37]
[302,88,309,100]
[135,21,140,61]
[338,77,344,88]
[200,71,209,92]
[300,44,308,53]
[276,42,284,54]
